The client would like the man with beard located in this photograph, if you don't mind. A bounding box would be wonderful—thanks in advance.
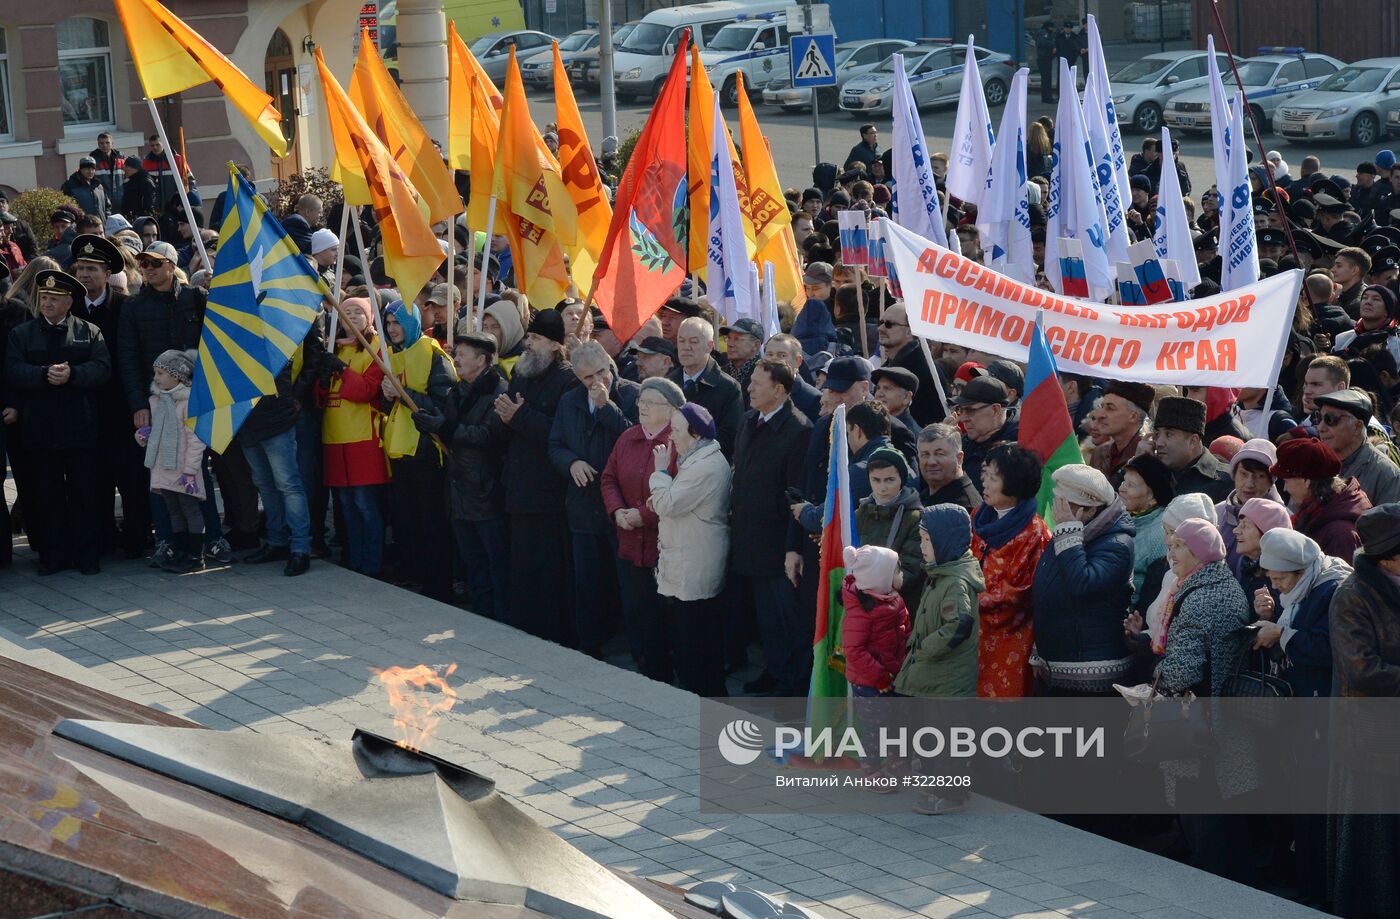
[492,310,580,645]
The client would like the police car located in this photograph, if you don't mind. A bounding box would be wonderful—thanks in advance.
[763,39,913,113]
[1163,50,1341,132]
[697,13,808,107]
[838,41,1016,117]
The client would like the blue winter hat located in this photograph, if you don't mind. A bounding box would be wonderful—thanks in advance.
[921,503,972,564]
[1377,149,1397,170]
[677,402,717,441]
[384,299,422,351]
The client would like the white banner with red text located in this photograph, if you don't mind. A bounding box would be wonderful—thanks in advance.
[882,219,1303,387]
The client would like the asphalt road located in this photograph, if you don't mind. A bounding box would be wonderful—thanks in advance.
[523,82,1396,203]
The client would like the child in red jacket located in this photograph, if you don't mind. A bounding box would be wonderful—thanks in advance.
[841,545,911,782]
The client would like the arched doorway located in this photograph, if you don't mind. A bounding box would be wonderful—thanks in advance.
[265,29,302,182]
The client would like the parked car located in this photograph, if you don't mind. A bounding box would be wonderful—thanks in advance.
[469,30,555,83]
[762,39,913,113]
[570,22,640,94]
[839,42,1016,117]
[1111,50,1231,133]
[520,29,600,88]
[1277,58,1400,146]
[699,14,830,108]
[1164,51,1342,132]
[612,0,798,102]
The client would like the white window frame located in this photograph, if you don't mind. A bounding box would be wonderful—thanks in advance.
[0,29,13,141]
[56,17,116,134]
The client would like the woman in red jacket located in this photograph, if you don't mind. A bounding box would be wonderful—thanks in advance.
[600,376,683,679]
[318,297,389,576]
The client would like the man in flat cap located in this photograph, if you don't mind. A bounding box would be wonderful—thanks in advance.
[876,301,944,425]
[1315,388,1400,507]
[871,365,921,465]
[70,233,150,557]
[953,376,1018,495]
[3,270,111,575]
[1151,396,1233,502]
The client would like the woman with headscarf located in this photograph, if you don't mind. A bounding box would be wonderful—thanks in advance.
[1155,518,1257,881]
[1271,436,1372,560]
[600,376,683,679]
[647,402,730,695]
[1254,527,1348,906]
[482,299,525,378]
[1118,453,1174,613]
[1215,438,1284,574]
[381,299,457,599]
[1031,464,1136,695]
[318,296,389,577]
[970,443,1050,698]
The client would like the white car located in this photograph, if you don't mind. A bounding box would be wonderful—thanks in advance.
[698,15,805,107]
[762,39,913,113]
[1163,51,1341,132]
[1111,50,1231,134]
[1277,58,1400,146]
[469,30,556,84]
[519,30,600,88]
[839,42,1016,117]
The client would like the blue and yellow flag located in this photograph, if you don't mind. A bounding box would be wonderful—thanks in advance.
[188,163,328,453]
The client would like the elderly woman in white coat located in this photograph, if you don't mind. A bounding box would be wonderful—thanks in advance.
[648,402,731,695]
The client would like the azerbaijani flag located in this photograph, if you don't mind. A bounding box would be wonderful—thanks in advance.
[1019,313,1082,524]
[809,404,857,733]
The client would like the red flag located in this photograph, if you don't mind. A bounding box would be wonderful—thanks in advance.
[590,32,690,343]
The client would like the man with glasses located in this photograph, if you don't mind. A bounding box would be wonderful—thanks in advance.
[1315,389,1400,506]
[875,302,944,425]
[846,124,879,171]
[953,376,1017,495]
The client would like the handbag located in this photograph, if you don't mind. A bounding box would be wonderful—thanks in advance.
[1220,626,1292,730]
[1123,670,1214,764]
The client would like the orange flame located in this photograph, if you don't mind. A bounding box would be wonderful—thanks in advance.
[372,663,459,751]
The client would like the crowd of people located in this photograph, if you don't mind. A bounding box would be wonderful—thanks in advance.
[4,118,1400,916]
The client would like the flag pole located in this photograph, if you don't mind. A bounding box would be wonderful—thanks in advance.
[326,203,352,351]
[855,280,869,357]
[445,211,456,344]
[463,220,476,332]
[145,96,212,275]
[349,209,395,370]
[474,197,498,330]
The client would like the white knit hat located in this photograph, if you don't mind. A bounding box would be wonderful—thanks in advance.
[1052,464,1115,507]
[310,228,339,255]
[1163,493,1218,529]
[843,545,899,595]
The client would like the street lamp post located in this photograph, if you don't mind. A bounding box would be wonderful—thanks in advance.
[599,0,617,142]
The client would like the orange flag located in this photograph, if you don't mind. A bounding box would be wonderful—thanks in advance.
[315,48,441,301]
[552,41,612,287]
[350,29,459,223]
[114,0,285,156]
[492,47,571,308]
[466,59,505,236]
[736,73,803,306]
[447,22,474,171]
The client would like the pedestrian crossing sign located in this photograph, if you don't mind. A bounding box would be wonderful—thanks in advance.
[790,34,837,88]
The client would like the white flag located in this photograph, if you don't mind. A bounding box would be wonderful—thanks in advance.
[706,97,758,323]
[1206,35,1233,199]
[976,67,1034,284]
[1086,15,1132,237]
[1219,90,1259,291]
[947,37,994,210]
[1044,60,1113,298]
[1082,42,1131,266]
[1152,126,1201,292]
[761,261,780,339]
[891,53,955,252]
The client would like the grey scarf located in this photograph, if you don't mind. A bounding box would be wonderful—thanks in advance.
[146,383,188,472]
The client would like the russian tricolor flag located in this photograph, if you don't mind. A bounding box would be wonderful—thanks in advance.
[1018,313,1084,523]
[838,211,870,269]
[1058,237,1089,298]
[1129,239,1172,304]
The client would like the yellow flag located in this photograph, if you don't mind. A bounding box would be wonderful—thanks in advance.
[493,48,571,308]
[552,41,612,287]
[467,62,506,235]
[736,74,804,306]
[688,43,756,281]
[447,22,474,171]
[113,0,286,156]
[315,49,441,301]
[350,30,459,224]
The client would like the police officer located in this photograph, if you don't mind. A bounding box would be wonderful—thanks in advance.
[3,270,112,574]
[1035,21,1058,103]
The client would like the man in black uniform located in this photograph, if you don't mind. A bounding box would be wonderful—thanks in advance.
[1035,22,1058,103]
[3,270,112,574]
[70,233,151,557]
